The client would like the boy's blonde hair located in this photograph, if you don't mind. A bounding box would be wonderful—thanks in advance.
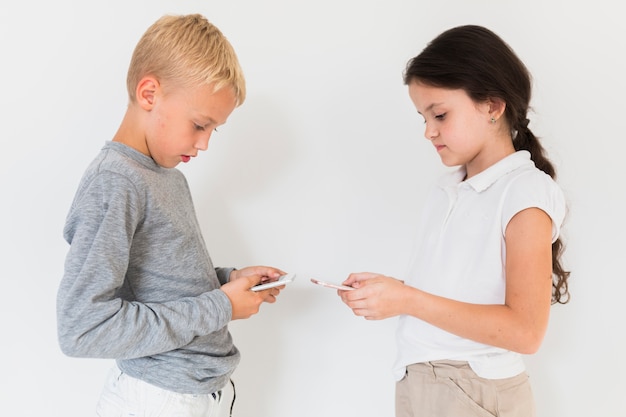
[127,14,246,106]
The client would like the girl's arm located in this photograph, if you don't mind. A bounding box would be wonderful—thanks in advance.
[341,207,553,354]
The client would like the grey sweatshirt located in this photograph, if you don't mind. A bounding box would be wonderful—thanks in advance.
[57,141,239,394]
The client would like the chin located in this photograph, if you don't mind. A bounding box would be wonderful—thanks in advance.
[439,157,461,167]
[156,160,177,169]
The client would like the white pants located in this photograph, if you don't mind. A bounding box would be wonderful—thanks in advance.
[96,365,230,417]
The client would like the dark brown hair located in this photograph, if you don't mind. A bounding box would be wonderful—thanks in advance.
[404,25,570,304]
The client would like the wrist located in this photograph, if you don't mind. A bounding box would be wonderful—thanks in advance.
[229,268,238,282]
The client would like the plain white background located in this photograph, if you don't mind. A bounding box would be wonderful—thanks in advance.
[1,1,624,416]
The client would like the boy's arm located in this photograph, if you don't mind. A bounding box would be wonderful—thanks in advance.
[57,171,232,359]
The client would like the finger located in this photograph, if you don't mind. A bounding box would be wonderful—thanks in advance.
[248,275,264,287]
[349,272,374,282]
[258,287,280,301]
[352,308,369,317]
[344,290,369,303]
[344,272,363,285]
[241,266,285,279]
[257,266,285,278]
[346,299,369,311]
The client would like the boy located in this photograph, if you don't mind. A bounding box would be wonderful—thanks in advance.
[56,14,285,416]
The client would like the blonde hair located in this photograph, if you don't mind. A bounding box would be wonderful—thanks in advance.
[126,14,246,106]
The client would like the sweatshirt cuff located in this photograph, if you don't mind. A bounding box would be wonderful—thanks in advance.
[215,267,236,286]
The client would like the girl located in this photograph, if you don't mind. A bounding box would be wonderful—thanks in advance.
[340,25,569,417]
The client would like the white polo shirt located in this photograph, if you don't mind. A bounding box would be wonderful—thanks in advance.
[393,151,566,380]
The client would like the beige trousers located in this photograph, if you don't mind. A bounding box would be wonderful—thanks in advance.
[395,360,535,417]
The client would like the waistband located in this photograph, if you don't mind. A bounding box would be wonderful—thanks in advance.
[407,360,476,379]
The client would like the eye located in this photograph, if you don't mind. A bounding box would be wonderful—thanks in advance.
[435,113,446,120]
[213,128,219,133]
[194,124,206,131]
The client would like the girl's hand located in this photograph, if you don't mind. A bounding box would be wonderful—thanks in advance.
[341,271,381,289]
[340,272,408,320]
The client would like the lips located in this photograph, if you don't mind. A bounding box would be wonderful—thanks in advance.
[181,155,191,163]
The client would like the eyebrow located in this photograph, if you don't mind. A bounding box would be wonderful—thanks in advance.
[420,102,443,114]
[197,115,219,127]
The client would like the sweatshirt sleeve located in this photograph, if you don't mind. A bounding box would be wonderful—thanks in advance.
[57,170,232,359]
[215,267,236,285]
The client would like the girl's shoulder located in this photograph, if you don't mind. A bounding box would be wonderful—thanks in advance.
[502,166,567,234]
[507,164,562,195]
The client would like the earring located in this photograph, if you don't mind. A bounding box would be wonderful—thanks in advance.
[490,117,496,124]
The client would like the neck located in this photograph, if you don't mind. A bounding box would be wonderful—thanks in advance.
[112,106,150,157]
[465,137,515,179]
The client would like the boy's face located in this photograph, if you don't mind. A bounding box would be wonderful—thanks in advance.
[143,82,237,168]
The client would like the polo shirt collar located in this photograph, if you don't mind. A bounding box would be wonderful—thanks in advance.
[437,151,533,192]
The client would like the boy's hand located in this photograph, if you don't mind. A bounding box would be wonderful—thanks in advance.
[222,266,286,319]
[231,265,287,301]
[229,265,285,283]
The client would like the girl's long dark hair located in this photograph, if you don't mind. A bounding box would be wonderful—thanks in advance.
[404,25,570,304]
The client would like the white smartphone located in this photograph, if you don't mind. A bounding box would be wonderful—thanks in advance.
[310,278,354,291]
[251,273,296,291]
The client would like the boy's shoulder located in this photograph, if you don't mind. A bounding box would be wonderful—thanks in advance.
[95,141,155,170]
[78,142,186,196]
[88,142,179,179]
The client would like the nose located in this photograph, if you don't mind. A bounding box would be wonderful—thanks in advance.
[195,132,212,151]
[424,122,438,141]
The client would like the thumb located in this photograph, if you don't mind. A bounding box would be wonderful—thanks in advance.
[246,274,263,286]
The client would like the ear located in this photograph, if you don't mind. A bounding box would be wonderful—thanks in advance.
[135,76,160,111]
[488,98,506,120]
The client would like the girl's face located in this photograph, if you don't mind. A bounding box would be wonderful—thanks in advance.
[144,82,237,169]
[408,81,510,178]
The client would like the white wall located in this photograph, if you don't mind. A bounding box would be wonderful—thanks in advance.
[1,1,624,416]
